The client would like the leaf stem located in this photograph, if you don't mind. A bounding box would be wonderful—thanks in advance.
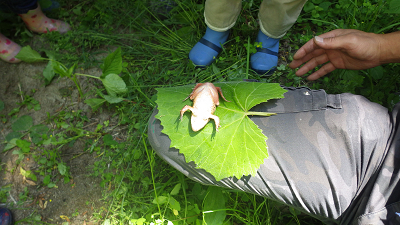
[245,112,276,117]
[74,73,101,80]
[71,74,84,98]
[143,136,162,217]
[246,36,250,79]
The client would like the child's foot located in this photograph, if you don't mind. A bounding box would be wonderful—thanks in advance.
[0,33,22,63]
[250,30,279,75]
[19,5,70,34]
[189,27,229,67]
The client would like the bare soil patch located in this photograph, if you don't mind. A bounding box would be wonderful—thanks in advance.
[0,57,113,224]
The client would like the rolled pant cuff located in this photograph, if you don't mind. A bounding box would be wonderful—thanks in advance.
[258,17,286,39]
[204,12,235,32]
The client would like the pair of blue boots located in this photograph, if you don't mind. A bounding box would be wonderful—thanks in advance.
[189,28,279,75]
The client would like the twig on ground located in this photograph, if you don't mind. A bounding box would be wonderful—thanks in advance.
[8,191,17,204]
[82,121,100,129]
[18,83,24,102]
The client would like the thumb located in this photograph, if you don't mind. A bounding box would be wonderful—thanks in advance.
[313,35,347,50]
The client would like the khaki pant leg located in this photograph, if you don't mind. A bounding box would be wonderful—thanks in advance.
[259,0,307,39]
[204,0,242,32]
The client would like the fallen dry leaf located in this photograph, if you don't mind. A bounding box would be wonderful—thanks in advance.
[60,215,70,222]
[25,179,36,186]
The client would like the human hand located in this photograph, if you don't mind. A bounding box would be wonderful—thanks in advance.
[289,29,384,81]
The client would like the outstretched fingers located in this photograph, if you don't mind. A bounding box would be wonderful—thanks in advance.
[295,52,330,76]
[291,38,318,61]
[290,48,326,69]
[306,63,337,81]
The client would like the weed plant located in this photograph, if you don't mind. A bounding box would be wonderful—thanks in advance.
[1,0,400,224]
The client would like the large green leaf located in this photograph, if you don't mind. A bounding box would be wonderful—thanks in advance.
[12,115,33,132]
[100,47,122,79]
[85,98,106,110]
[52,61,70,77]
[156,82,286,181]
[203,186,226,225]
[57,162,67,175]
[15,46,45,63]
[103,95,125,104]
[43,61,55,85]
[100,73,127,97]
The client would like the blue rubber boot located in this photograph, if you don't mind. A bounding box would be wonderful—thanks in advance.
[251,30,279,75]
[0,208,13,225]
[189,27,229,67]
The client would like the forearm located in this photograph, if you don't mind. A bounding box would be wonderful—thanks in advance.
[378,31,400,64]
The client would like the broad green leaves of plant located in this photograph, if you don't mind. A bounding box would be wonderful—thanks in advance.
[203,187,226,225]
[15,46,69,86]
[101,74,127,97]
[16,139,31,153]
[12,115,33,131]
[3,116,33,152]
[100,47,122,78]
[86,47,127,108]
[15,46,45,63]
[156,82,286,181]
[58,162,67,176]
[15,46,127,104]
[103,134,118,146]
[43,60,55,85]
[85,98,106,111]
[99,48,126,98]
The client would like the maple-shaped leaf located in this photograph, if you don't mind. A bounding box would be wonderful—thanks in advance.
[155,82,286,181]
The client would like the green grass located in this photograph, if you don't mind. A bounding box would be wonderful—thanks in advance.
[1,0,400,224]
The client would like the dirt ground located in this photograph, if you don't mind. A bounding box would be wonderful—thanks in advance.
[0,37,118,224]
